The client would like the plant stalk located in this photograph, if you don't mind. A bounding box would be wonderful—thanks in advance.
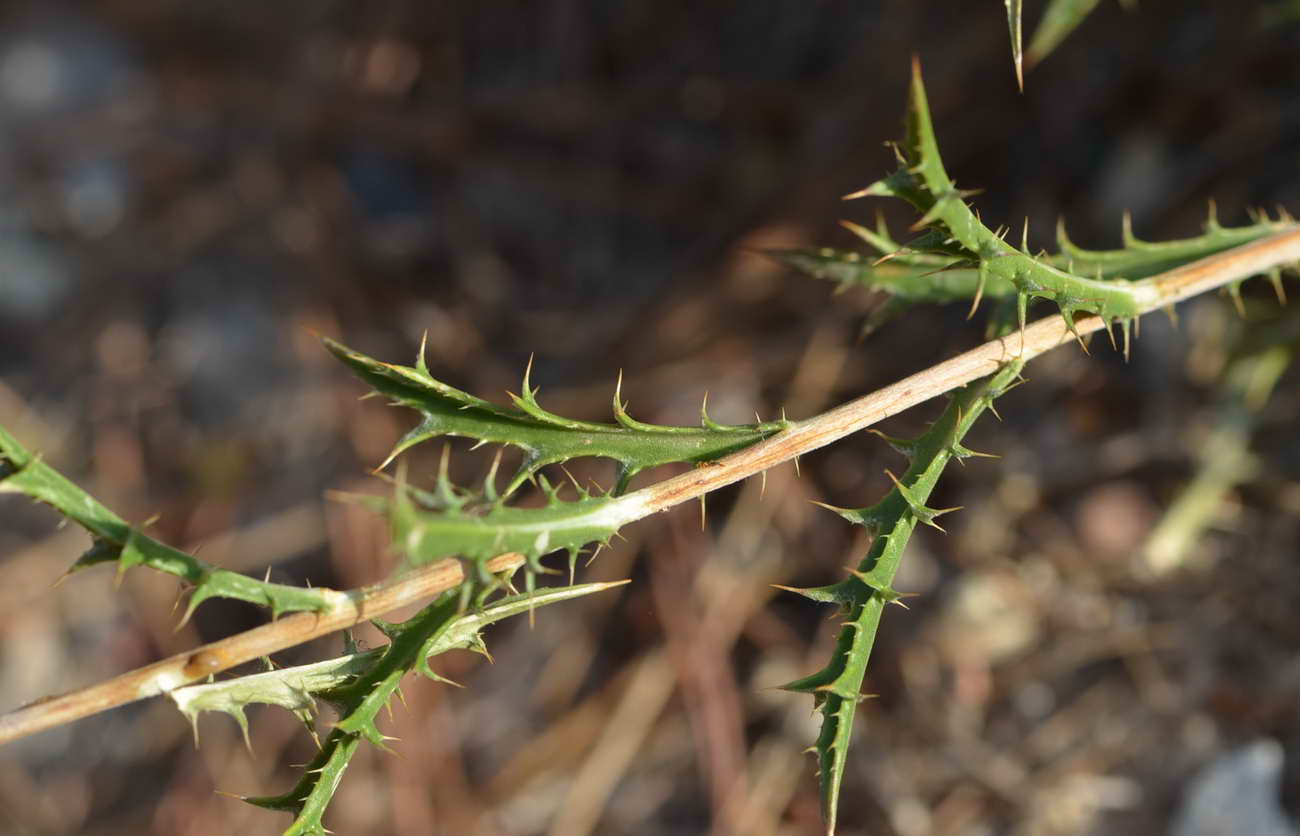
[0,552,524,745]
[4,223,1297,746]
[620,226,1300,518]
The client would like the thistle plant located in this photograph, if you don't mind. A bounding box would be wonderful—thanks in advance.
[3,42,1299,836]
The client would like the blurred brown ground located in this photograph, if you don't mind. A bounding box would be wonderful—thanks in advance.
[1,2,1299,834]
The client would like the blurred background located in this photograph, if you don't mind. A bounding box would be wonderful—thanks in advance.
[1,2,1299,834]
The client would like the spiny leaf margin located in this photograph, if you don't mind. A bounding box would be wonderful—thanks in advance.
[324,338,790,495]
[374,466,641,581]
[774,209,1295,337]
[848,59,1162,341]
[0,423,335,620]
[232,579,624,835]
[778,359,1024,833]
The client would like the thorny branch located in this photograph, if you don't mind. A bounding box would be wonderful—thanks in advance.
[0,552,524,744]
[2,223,1297,746]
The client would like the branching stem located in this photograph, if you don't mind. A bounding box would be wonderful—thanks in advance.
[623,226,1300,516]
[3,223,1297,748]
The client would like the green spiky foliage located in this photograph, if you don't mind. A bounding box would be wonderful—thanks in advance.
[5,26,1299,835]
[0,424,335,620]
[795,61,1292,356]
[850,61,1155,345]
[769,62,1292,832]
[771,209,1293,338]
[1,379,636,835]
[325,338,789,496]
[176,581,621,835]
[386,466,634,583]
[780,360,1024,833]
[766,220,1018,337]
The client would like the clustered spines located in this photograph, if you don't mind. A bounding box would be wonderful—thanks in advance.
[178,580,624,833]
[786,64,1295,352]
[12,343,670,826]
[775,359,1025,832]
[325,337,788,502]
[384,466,627,597]
[241,733,359,833]
[840,62,1147,334]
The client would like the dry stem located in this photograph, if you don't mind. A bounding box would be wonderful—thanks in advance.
[0,553,524,745]
[4,223,1298,746]
[624,225,1300,516]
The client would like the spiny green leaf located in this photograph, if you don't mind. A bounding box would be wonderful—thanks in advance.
[847,62,1144,328]
[230,579,624,833]
[324,338,789,496]
[779,359,1024,833]
[776,213,1290,334]
[242,732,360,836]
[0,423,335,618]
[1055,211,1292,280]
[766,247,1016,304]
[835,61,1295,340]
[175,581,625,729]
[387,475,639,575]
[173,654,371,736]
[845,60,1159,331]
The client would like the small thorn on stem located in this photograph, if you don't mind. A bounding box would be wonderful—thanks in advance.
[524,353,536,394]
[1267,270,1288,305]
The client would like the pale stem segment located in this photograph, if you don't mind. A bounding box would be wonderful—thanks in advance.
[4,223,1299,746]
[624,226,1300,516]
[0,552,524,745]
